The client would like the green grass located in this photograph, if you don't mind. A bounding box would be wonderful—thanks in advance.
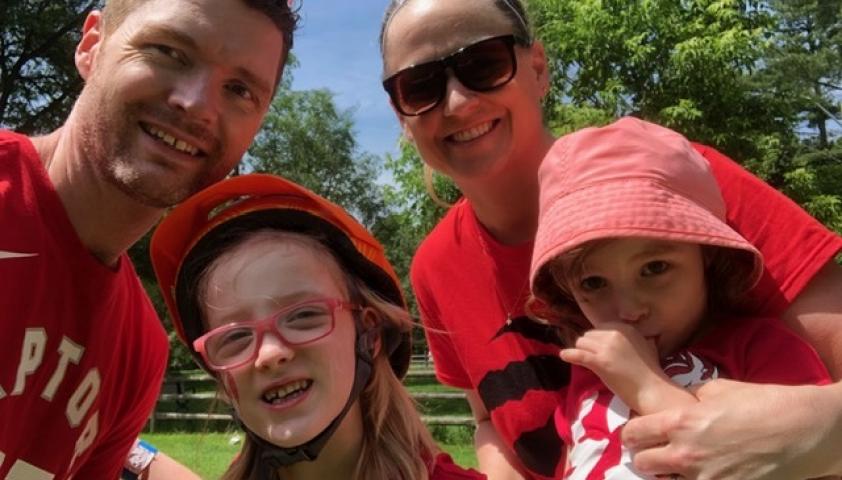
[143,432,240,480]
[143,432,477,479]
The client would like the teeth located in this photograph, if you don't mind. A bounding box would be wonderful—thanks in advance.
[451,121,494,142]
[145,124,200,156]
[263,380,310,403]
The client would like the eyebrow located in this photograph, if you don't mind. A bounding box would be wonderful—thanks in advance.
[632,241,680,260]
[142,25,273,99]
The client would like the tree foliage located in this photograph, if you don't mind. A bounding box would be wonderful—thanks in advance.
[0,0,98,134]
[521,0,841,233]
[245,85,388,228]
[376,141,459,294]
[528,0,792,164]
[763,0,842,149]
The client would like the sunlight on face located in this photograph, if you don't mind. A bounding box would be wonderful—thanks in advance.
[568,238,708,356]
[201,232,358,447]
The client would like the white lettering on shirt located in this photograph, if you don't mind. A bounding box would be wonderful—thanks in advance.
[41,338,84,402]
[12,329,47,396]
[66,369,100,428]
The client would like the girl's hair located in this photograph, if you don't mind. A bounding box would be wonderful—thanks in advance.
[379,0,532,57]
[530,241,760,347]
[196,232,438,480]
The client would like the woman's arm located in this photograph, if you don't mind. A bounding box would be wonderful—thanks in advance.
[465,390,526,480]
[780,261,842,380]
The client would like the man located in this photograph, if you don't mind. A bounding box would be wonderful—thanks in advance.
[0,0,297,477]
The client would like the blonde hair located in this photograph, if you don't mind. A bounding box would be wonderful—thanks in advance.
[211,235,438,480]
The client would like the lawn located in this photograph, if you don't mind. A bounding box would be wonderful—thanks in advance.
[143,432,477,479]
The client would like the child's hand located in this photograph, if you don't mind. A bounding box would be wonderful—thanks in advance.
[561,322,675,413]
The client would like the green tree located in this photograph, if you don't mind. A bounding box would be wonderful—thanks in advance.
[377,141,459,286]
[0,0,98,133]
[763,0,842,148]
[755,1,842,233]
[376,140,460,354]
[245,86,387,228]
[528,0,793,166]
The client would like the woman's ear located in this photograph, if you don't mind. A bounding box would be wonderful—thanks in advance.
[527,40,551,99]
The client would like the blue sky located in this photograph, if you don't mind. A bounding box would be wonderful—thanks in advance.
[289,0,402,160]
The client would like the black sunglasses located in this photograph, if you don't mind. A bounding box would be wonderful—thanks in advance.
[383,35,523,116]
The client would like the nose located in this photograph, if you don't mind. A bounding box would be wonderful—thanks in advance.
[253,332,295,369]
[615,290,649,324]
[442,70,480,117]
[168,69,217,125]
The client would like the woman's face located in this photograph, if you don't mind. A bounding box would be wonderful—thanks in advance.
[382,0,549,185]
[201,232,358,447]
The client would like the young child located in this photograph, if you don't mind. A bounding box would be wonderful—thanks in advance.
[150,174,484,480]
[528,117,833,479]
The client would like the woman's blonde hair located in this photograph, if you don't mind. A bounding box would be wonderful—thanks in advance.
[215,236,438,480]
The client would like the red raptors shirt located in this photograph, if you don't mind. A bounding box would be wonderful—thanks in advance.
[410,142,842,479]
[0,131,168,479]
[560,316,831,479]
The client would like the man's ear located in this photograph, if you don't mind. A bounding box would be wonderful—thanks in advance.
[75,10,105,81]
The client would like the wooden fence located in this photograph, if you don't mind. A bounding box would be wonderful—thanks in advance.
[149,361,474,432]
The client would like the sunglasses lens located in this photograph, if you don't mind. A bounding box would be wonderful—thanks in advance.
[383,35,518,116]
[389,63,445,116]
[455,37,516,91]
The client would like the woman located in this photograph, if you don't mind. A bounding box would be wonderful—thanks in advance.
[150,173,484,480]
[379,1,842,479]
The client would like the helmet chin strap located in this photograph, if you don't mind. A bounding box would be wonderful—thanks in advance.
[238,326,378,480]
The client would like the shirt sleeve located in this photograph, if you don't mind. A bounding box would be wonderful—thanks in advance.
[412,267,474,390]
[736,317,832,386]
[696,143,842,316]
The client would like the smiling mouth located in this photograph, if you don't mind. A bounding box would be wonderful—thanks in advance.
[448,119,498,143]
[262,379,313,405]
[140,122,203,156]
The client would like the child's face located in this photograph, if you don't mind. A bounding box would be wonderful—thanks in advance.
[201,233,359,447]
[567,238,707,356]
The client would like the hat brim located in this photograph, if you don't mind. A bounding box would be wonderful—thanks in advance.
[531,178,764,291]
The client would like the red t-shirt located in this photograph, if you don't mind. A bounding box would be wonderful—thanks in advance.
[559,316,831,479]
[0,131,169,479]
[430,453,486,479]
[410,142,842,479]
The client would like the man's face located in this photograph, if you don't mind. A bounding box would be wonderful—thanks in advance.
[73,0,284,207]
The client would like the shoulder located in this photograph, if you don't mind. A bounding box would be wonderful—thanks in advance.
[411,199,473,276]
[0,129,30,146]
[118,257,169,346]
[429,453,487,480]
[0,130,36,161]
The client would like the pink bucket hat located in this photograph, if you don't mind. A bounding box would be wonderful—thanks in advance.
[530,117,763,295]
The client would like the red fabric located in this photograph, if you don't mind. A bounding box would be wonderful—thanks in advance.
[430,453,487,479]
[696,143,842,316]
[0,131,169,479]
[412,200,569,480]
[559,316,831,479]
[410,141,842,480]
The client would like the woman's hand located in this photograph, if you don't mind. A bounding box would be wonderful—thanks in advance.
[622,379,842,479]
